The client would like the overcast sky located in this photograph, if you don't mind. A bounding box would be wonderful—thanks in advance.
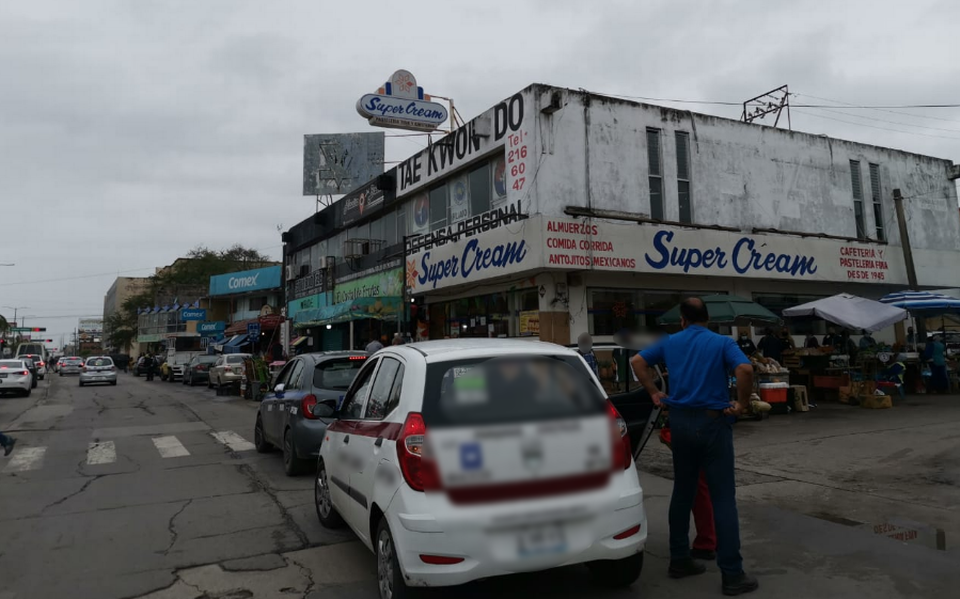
[1,0,958,344]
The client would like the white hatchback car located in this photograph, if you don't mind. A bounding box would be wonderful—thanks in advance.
[314,339,646,599]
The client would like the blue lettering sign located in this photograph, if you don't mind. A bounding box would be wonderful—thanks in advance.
[198,321,225,336]
[416,239,528,290]
[644,230,817,277]
[181,308,207,321]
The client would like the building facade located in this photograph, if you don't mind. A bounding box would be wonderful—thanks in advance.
[207,265,284,354]
[103,276,152,350]
[284,84,960,347]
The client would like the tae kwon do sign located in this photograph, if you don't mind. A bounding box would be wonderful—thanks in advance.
[356,70,448,132]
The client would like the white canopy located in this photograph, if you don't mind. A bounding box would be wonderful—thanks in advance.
[782,293,907,332]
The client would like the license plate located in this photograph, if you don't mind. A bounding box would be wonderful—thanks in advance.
[0,373,7,378]
[516,523,566,558]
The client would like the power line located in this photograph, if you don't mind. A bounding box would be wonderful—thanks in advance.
[585,89,960,110]
[795,92,960,125]
[792,108,960,141]
[800,106,960,137]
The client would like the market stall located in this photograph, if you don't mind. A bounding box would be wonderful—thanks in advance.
[880,290,960,393]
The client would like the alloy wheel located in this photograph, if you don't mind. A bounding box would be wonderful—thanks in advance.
[316,466,332,518]
[377,528,395,599]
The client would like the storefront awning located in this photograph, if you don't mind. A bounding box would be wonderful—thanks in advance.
[225,315,285,336]
[294,296,402,328]
[223,334,250,354]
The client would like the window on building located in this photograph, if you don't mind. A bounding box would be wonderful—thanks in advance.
[248,296,268,311]
[869,163,884,241]
[369,217,384,245]
[850,160,866,239]
[676,131,692,224]
[429,185,448,231]
[382,209,398,247]
[469,162,492,216]
[646,128,664,220]
[588,289,727,336]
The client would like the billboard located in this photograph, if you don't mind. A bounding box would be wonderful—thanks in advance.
[303,132,384,196]
[78,318,103,333]
[209,266,282,297]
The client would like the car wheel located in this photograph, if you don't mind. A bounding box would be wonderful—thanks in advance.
[207,378,213,389]
[587,551,644,588]
[78,381,84,387]
[254,415,273,453]
[110,381,117,386]
[23,388,31,397]
[376,519,412,599]
[282,428,309,476]
[315,459,345,528]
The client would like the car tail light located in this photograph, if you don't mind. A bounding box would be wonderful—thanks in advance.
[607,401,632,470]
[301,394,318,419]
[419,554,464,565]
[396,412,440,492]
[38,361,44,367]
[21,370,29,376]
[613,524,642,540]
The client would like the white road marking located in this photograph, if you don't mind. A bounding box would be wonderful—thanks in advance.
[86,441,117,465]
[152,435,190,458]
[210,430,255,452]
[3,446,46,472]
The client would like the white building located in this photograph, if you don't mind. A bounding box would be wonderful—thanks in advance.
[285,84,960,347]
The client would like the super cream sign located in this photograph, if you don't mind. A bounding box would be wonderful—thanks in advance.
[542,218,906,284]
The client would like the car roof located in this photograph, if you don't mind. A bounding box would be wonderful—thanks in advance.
[297,350,368,361]
[380,339,582,363]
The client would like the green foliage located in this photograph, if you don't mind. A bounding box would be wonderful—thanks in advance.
[155,245,273,289]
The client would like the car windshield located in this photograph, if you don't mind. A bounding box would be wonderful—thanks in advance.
[422,355,605,428]
[312,356,367,390]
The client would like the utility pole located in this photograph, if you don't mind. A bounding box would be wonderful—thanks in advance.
[893,188,924,339]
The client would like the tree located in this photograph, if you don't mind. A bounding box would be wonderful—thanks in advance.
[105,290,155,353]
[154,245,274,289]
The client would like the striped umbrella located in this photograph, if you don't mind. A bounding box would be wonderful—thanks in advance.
[879,291,960,315]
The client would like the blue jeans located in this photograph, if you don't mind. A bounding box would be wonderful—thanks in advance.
[668,408,743,575]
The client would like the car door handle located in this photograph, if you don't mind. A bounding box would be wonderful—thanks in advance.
[343,435,349,444]
[375,437,383,448]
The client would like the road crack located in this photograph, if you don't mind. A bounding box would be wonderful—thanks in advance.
[236,463,311,551]
[42,475,102,512]
[161,499,193,555]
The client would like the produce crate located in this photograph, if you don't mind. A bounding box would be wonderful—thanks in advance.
[814,374,849,389]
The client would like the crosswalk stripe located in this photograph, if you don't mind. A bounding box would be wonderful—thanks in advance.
[210,430,255,452]
[86,441,116,465]
[3,446,46,472]
[152,435,190,458]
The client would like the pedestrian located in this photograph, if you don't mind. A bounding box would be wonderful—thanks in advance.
[365,335,384,354]
[145,354,156,381]
[736,331,757,357]
[928,335,949,393]
[859,329,877,349]
[822,326,842,349]
[631,298,758,595]
[658,420,716,561]
[906,326,916,349]
[0,430,16,457]
[803,332,820,349]
[576,332,599,378]
[779,327,795,350]
[392,333,404,346]
[757,328,784,364]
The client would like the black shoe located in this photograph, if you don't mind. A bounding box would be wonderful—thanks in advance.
[668,558,707,579]
[3,438,16,457]
[722,572,759,596]
[691,548,717,561]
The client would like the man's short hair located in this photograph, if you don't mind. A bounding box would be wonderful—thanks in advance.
[680,298,709,324]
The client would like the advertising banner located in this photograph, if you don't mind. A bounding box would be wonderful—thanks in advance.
[198,321,225,336]
[209,266,282,297]
[333,269,403,305]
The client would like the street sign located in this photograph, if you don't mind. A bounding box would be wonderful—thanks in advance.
[10,327,46,332]
[247,322,261,338]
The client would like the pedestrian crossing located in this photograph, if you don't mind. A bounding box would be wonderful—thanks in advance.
[2,430,257,473]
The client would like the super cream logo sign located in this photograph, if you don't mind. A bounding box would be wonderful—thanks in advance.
[644,230,818,277]
[357,70,448,133]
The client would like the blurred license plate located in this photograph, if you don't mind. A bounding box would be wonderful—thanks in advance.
[516,523,566,558]
[0,373,7,378]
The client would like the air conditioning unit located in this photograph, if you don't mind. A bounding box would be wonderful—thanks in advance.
[285,265,296,281]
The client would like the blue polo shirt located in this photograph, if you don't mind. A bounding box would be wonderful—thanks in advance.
[639,325,750,410]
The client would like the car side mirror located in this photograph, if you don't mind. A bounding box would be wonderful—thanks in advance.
[311,403,335,418]
[274,383,284,394]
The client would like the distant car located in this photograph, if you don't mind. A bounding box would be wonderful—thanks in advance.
[59,356,84,376]
[0,359,33,397]
[255,352,369,476]
[161,352,199,382]
[18,353,46,379]
[79,356,118,387]
[182,355,219,386]
[208,353,252,388]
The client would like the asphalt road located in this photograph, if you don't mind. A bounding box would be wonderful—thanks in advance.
[2,373,959,599]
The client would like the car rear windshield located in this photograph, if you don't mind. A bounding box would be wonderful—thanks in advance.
[0,360,25,368]
[422,355,606,428]
[86,358,113,366]
[227,356,245,364]
[65,358,83,364]
[313,357,367,391]
[198,356,219,364]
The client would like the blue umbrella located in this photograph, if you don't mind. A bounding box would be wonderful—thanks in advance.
[879,291,960,315]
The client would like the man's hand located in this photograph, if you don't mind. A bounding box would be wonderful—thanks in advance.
[651,391,667,407]
[723,400,747,417]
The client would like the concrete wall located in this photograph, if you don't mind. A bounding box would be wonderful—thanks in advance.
[527,86,960,253]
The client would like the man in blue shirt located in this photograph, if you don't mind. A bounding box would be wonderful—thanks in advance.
[632,298,758,596]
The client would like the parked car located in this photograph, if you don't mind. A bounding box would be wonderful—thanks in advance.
[255,352,369,476]
[0,359,33,397]
[315,339,646,599]
[58,356,84,376]
[79,356,118,387]
[182,355,220,386]
[18,353,46,379]
[161,352,199,382]
[208,353,252,388]
[134,356,158,377]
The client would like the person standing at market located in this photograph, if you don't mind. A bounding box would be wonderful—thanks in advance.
[365,335,384,354]
[859,329,877,349]
[928,335,949,393]
[736,330,757,357]
[804,332,820,349]
[779,327,796,350]
[576,332,599,378]
[631,298,758,595]
[906,326,917,349]
[757,328,784,364]
[822,326,843,349]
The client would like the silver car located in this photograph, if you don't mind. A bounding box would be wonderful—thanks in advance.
[208,353,251,388]
[79,356,118,387]
[59,356,84,376]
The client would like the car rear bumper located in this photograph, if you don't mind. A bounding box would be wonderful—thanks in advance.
[80,372,118,384]
[291,418,330,458]
[60,367,81,375]
[386,470,647,587]
[0,377,32,393]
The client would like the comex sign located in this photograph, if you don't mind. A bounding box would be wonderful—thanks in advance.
[356,70,448,132]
